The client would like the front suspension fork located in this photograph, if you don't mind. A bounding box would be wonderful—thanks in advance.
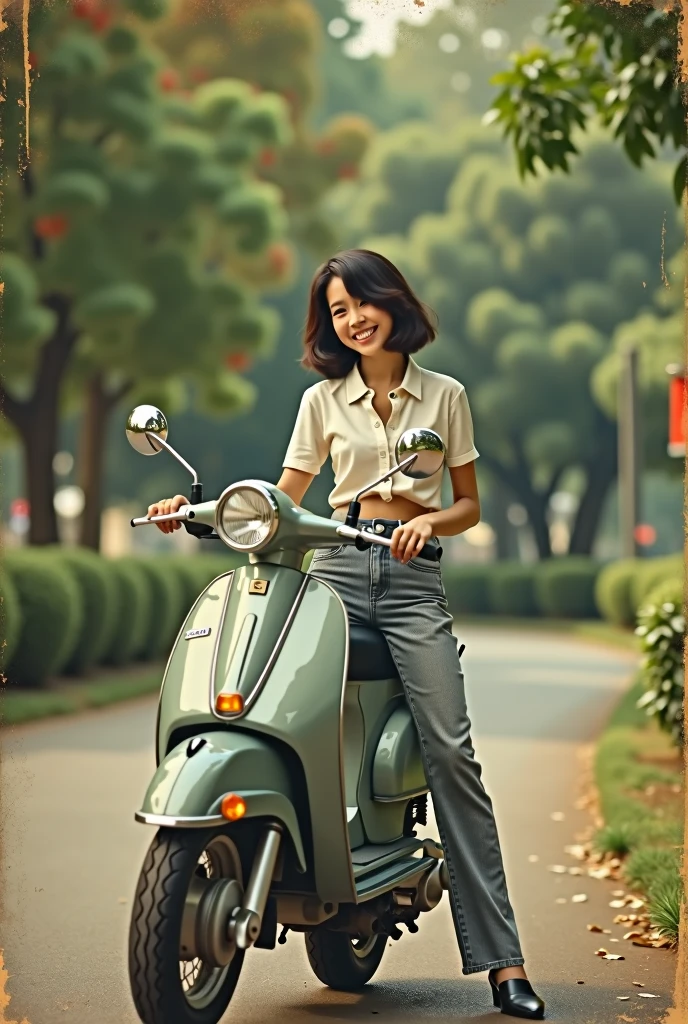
[229,822,283,950]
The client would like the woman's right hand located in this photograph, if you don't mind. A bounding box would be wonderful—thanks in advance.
[147,494,190,534]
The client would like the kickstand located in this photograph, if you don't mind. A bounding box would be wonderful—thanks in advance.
[278,925,290,945]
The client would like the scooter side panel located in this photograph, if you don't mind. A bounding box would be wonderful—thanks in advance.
[157,565,304,763]
[240,576,353,904]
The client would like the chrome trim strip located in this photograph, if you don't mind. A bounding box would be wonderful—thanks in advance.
[215,480,280,552]
[212,574,310,721]
[209,572,237,720]
[136,811,226,828]
[156,571,235,766]
[306,575,356,903]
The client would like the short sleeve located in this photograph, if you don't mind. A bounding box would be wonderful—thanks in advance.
[282,387,329,475]
[446,385,479,468]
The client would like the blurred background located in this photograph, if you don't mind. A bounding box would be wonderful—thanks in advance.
[0,0,685,687]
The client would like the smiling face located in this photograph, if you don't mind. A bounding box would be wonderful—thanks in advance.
[325,276,394,359]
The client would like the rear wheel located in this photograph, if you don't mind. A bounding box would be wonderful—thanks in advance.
[305,930,387,990]
[129,829,245,1024]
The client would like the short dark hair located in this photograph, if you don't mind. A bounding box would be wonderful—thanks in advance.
[301,248,437,378]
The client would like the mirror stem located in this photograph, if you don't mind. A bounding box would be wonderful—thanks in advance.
[145,431,200,485]
[190,482,203,504]
[345,454,418,528]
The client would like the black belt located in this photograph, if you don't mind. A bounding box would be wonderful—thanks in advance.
[357,518,443,562]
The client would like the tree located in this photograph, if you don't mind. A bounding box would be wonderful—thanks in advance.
[350,125,682,557]
[1,0,292,546]
[485,1,686,201]
[151,0,374,259]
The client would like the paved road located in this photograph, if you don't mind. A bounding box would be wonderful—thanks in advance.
[1,626,677,1023]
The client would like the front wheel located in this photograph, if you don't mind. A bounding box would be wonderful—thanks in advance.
[129,828,245,1024]
[305,930,387,991]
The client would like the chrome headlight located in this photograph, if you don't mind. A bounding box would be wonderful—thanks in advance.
[215,482,279,551]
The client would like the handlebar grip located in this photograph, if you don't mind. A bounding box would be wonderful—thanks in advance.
[130,508,195,527]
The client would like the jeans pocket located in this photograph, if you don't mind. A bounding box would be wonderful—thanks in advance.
[406,555,442,575]
[310,545,345,563]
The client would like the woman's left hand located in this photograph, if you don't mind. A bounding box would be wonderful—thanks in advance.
[390,516,434,563]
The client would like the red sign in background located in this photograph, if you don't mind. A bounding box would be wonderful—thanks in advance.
[668,373,686,457]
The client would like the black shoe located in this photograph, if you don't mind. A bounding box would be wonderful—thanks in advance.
[488,970,545,1020]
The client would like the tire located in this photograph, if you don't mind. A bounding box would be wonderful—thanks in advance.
[305,929,387,991]
[129,829,245,1024]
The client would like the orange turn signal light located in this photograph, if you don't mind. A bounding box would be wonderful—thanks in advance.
[221,793,247,821]
[216,692,244,714]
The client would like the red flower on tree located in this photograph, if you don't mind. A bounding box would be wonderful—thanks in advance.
[90,8,111,33]
[225,352,252,373]
[267,242,291,276]
[259,148,276,168]
[71,0,96,18]
[158,69,180,92]
[28,51,39,70]
[337,162,359,180]
[34,214,70,239]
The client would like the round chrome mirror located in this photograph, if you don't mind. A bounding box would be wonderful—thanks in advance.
[125,405,168,455]
[395,428,446,479]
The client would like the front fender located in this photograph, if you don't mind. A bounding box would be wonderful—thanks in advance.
[136,730,306,872]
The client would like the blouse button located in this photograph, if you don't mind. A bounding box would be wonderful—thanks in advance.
[374,421,380,428]
[390,392,396,399]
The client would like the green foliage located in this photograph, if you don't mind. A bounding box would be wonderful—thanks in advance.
[488,563,538,617]
[4,551,84,687]
[101,558,152,665]
[43,546,118,675]
[594,822,636,857]
[0,567,23,671]
[535,556,600,619]
[595,559,639,627]
[635,578,684,747]
[646,875,683,942]
[486,2,685,200]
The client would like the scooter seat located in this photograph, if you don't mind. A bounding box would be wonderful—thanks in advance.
[348,625,398,681]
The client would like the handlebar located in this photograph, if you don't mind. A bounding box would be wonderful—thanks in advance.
[130,506,195,527]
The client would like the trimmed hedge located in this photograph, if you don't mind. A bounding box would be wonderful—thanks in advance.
[594,558,638,627]
[443,565,493,615]
[4,551,84,686]
[44,546,118,675]
[136,558,187,660]
[488,563,538,617]
[595,555,684,627]
[0,566,23,671]
[536,556,601,619]
[102,558,152,666]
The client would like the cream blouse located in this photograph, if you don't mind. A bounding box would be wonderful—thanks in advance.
[282,357,479,512]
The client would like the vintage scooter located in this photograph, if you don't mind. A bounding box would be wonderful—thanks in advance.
[125,404,453,1024]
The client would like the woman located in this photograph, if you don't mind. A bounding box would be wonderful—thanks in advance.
[149,249,545,1020]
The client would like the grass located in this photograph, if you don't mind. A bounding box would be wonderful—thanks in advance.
[593,671,685,940]
[0,664,163,727]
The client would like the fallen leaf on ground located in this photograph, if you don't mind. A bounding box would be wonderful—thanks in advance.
[637,993,659,998]
[610,938,620,942]
[595,949,625,960]
[610,900,627,908]
[617,996,630,1000]
[627,899,644,909]
[548,864,567,873]
[588,866,611,879]
[565,844,587,859]
[572,894,588,903]
[632,982,645,987]
[577,980,585,984]
[618,1016,637,1023]
[623,931,643,940]
[587,924,604,932]
[612,890,626,897]
[551,811,565,821]
[609,858,622,868]
[568,867,584,875]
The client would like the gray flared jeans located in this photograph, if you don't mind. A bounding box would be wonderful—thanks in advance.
[308,526,525,975]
